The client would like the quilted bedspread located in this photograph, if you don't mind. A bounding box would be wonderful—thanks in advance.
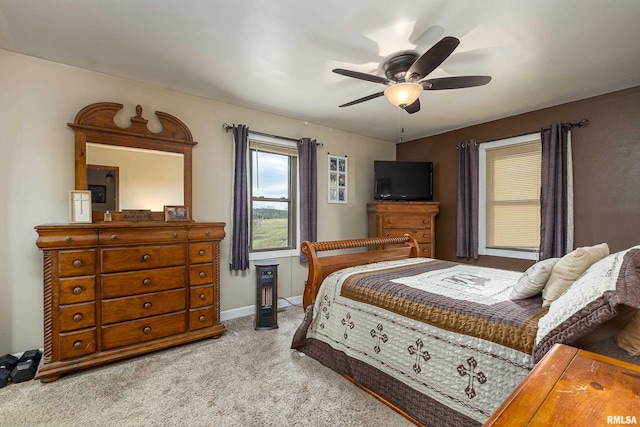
[292,258,549,426]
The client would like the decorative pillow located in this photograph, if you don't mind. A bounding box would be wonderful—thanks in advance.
[509,258,560,300]
[616,310,640,356]
[541,243,610,307]
[534,246,640,362]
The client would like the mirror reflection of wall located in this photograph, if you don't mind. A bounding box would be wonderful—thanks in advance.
[86,143,184,211]
[87,166,118,212]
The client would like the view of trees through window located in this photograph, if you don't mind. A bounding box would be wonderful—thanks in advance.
[250,148,296,251]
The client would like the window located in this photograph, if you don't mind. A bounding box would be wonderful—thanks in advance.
[249,135,298,258]
[479,133,541,260]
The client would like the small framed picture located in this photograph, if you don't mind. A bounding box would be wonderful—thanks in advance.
[89,184,107,204]
[327,154,348,204]
[164,205,190,222]
[69,190,92,223]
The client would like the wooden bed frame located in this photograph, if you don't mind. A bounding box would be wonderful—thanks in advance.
[300,234,420,310]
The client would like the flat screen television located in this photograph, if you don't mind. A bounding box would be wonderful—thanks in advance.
[373,160,433,201]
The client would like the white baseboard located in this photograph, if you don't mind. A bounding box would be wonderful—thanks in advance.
[220,295,302,322]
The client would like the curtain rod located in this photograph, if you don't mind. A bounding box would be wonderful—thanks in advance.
[475,119,590,146]
[222,123,323,146]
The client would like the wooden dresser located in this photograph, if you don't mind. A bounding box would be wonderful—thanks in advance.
[367,201,439,257]
[34,221,226,382]
[485,344,640,426]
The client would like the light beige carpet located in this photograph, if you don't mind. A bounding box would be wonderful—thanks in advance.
[0,306,412,426]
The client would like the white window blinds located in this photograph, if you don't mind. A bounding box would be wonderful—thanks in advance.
[485,141,541,251]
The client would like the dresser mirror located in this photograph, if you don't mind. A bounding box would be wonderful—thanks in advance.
[69,102,196,221]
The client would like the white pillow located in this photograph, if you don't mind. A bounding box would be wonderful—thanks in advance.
[509,258,560,300]
[541,243,609,307]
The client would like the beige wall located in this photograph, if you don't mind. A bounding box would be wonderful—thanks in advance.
[0,49,395,355]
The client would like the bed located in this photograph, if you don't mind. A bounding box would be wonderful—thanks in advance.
[291,235,640,426]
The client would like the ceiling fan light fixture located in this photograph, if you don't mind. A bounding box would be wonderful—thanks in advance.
[384,82,423,108]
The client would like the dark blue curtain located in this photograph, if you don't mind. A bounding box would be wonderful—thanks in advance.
[298,138,317,262]
[231,124,249,271]
[539,123,571,259]
[456,140,479,259]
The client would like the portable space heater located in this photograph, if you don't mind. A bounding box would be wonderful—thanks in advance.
[254,260,279,330]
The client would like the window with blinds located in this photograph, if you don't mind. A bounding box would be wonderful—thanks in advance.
[479,133,541,260]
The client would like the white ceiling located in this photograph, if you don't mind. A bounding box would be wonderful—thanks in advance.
[1,0,639,142]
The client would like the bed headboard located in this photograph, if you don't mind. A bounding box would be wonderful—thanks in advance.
[300,235,420,309]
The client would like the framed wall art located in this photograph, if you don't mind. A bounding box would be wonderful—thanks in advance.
[327,153,347,204]
[69,190,92,223]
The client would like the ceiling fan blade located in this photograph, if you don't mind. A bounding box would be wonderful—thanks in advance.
[333,68,391,85]
[406,36,460,82]
[423,76,492,90]
[338,91,385,107]
[404,98,421,114]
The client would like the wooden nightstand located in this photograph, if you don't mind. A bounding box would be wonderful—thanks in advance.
[485,344,640,426]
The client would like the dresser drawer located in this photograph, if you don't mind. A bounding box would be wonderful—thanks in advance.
[382,215,431,229]
[381,229,432,243]
[36,229,98,249]
[101,312,187,350]
[59,329,97,360]
[59,277,96,304]
[371,203,439,215]
[189,242,213,263]
[189,307,214,330]
[418,244,432,257]
[188,225,225,241]
[102,266,186,298]
[190,285,214,308]
[98,228,187,245]
[101,244,186,273]
[59,250,96,277]
[102,289,187,325]
[190,264,213,285]
[59,303,96,332]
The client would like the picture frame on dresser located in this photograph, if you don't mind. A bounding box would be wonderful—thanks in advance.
[164,205,190,222]
[69,190,92,223]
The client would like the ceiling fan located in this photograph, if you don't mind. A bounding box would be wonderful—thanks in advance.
[333,36,491,114]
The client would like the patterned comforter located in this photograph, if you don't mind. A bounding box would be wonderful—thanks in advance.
[292,258,549,426]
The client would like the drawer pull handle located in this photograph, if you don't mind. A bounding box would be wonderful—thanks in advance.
[387,220,393,224]
[205,231,211,237]
[143,302,152,310]
[199,271,206,279]
[198,250,206,256]
[199,315,206,322]
[142,254,151,262]
[111,234,118,240]
[72,260,82,268]
[65,236,73,243]
[73,313,83,322]
[143,278,151,286]
[173,232,179,238]
[73,341,82,350]
[143,326,151,334]
[423,220,428,224]
[73,287,82,295]
[199,293,206,301]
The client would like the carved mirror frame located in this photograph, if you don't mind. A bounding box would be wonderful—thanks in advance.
[69,102,196,221]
